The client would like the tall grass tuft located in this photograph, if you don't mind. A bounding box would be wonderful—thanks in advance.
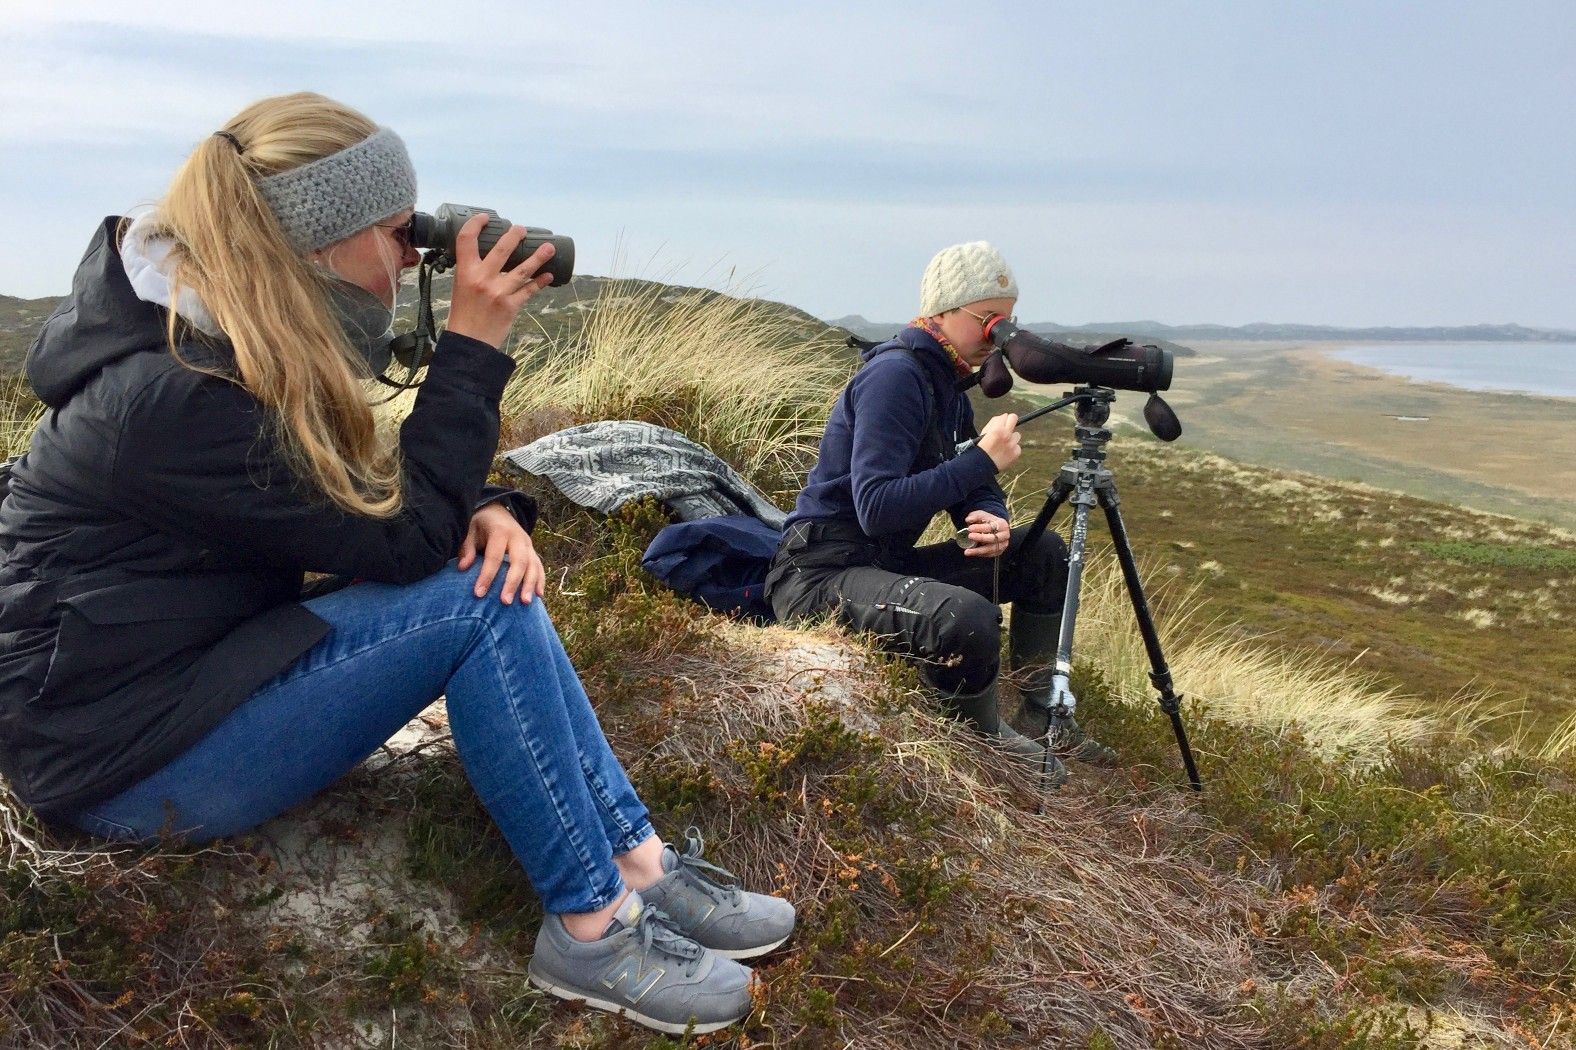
[500,279,850,497]
[1,373,43,461]
[1539,708,1576,761]
[1066,547,1445,762]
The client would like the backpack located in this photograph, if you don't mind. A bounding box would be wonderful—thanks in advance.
[641,514,783,623]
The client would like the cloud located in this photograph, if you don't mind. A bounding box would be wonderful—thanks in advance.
[2,2,1572,325]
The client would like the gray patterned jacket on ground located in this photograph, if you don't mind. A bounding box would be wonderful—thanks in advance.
[501,421,786,527]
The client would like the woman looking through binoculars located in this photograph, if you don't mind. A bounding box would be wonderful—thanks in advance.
[0,92,791,1036]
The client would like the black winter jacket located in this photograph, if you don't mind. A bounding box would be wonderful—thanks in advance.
[0,218,529,820]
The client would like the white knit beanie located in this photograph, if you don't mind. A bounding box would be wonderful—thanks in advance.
[918,241,1018,316]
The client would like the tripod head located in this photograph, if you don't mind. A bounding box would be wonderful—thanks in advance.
[1072,386,1114,428]
[960,384,1182,457]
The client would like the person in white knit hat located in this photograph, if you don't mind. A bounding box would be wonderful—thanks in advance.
[765,243,1113,782]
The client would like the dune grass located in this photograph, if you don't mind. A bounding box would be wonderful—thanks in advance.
[1057,549,1443,764]
[499,279,849,498]
[0,373,42,461]
[1538,710,1576,762]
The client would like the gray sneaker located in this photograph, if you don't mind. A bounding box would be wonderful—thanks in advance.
[638,830,797,960]
[528,891,754,1035]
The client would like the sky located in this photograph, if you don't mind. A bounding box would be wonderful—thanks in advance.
[2,1,1573,328]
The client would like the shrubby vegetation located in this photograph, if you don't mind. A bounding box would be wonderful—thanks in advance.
[2,281,1575,1047]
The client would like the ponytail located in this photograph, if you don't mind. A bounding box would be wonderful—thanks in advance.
[156,93,403,517]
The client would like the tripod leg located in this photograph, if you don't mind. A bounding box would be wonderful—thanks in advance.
[1097,487,1202,791]
[1010,477,1073,576]
[1033,487,1094,811]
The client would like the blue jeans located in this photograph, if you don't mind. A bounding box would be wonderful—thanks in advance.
[68,560,654,915]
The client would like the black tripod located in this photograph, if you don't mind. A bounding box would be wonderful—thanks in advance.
[1010,385,1203,796]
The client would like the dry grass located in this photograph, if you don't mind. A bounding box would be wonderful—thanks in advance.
[500,279,849,494]
[640,620,1278,1048]
[1539,710,1576,762]
[0,787,271,1044]
[0,373,42,461]
[1062,548,1445,763]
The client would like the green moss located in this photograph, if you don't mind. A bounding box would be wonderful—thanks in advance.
[1415,538,1576,571]
[1257,995,1431,1050]
[360,912,458,1007]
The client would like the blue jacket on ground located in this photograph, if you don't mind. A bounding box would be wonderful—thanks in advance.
[641,514,781,622]
[784,326,1009,549]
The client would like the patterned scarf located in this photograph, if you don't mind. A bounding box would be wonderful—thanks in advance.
[910,316,974,378]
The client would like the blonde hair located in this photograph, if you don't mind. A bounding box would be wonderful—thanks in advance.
[154,92,404,517]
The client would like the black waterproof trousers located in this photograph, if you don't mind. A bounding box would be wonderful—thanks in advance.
[766,519,1069,693]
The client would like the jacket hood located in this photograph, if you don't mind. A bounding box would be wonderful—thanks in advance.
[119,211,224,337]
[26,217,391,407]
[27,218,170,408]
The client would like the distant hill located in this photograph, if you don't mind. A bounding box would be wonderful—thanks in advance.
[402,271,841,352]
[1070,320,1576,342]
[0,294,62,374]
[829,314,1196,357]
[0,276,843,380]
[829,314,1576,345]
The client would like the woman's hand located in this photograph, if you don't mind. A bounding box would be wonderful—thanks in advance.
[962,510,1011,558]
[444,212,556,349]
[976,413,1021,471]
[457,503,545,604]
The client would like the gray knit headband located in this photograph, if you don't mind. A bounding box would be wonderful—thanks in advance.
[255,126,417,252]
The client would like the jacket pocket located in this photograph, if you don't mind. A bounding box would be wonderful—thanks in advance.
[35,577,271,719]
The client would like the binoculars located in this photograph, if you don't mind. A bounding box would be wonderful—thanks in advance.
[408,203,575,286]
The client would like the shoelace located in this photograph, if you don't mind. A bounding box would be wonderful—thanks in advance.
[674,827,744,906]
[630,904,705,979]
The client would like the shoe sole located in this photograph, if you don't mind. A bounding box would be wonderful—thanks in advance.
[527,969,744,1035]
[712,932,791,961]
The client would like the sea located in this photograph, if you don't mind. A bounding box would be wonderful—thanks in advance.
[1328,342,1576,399]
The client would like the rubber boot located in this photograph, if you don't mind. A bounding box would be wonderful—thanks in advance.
[1008,608,1119,766]
[921,669,1064,780]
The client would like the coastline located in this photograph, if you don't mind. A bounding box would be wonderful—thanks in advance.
[1018,339,1576,531]
[1317,341,1576,403]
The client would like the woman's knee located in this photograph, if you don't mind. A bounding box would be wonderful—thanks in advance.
[394,559,551,626]
[927,589,1002,668]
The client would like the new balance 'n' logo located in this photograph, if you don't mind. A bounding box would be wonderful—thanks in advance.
[600,957,666,1003]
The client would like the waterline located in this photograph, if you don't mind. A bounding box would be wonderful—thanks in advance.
[1328,342,1576,399]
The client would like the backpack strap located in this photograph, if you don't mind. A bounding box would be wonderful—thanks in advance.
[861,343,948,470]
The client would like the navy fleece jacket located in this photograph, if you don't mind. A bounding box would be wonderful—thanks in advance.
[784,326,1009,548]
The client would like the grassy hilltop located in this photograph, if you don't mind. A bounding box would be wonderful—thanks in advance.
[3,280,1576,1048]
[0,294,61,376]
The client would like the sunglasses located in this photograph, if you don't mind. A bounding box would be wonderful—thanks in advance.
[959,306,1017,327]
[375,218,416,251]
